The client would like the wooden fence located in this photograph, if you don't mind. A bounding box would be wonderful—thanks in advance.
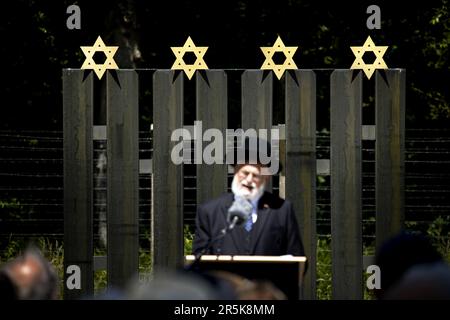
[63,68,405,299]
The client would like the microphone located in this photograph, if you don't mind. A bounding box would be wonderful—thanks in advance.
[226,196,253,232]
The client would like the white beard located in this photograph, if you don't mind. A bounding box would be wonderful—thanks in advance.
[231,175,265,201]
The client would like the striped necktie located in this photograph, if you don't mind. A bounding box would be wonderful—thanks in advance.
[244,202,256,232]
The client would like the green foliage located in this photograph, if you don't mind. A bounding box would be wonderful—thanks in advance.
[36,238,65,299]
[0,198,25,219]
[0,237,24,263]
[425,0,450,70]
[184,224,195,255]
[363,243,376,300]
[316,236,332,300]
[93,248,107,294]
[93,270,107,295]
[427,216,450,262]
[412,86,450,120]
[407,0,450,123]
[139,248,152,282]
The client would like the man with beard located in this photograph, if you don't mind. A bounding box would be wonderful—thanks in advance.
[192,137,305,257]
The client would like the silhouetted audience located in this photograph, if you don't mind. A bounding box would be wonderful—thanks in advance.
[0,247,59,299]
[375,231,450,300]
[207,270,287,300]
[383,261,450,299]
[0,271,18,299]
[237,280,287,300]
[116,268,288,300]
[124,270,233,300]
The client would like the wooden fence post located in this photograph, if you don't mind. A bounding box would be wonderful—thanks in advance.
[196,71,228,206]
[152,71,184,270]
[285,70,317,299]
[106,70,140,288]
[63,69,94,299]
[241,70,273,191]
[375,69,406,249]
[330,70,363,299]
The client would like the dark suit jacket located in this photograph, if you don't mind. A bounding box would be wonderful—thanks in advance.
[192,192,305,257]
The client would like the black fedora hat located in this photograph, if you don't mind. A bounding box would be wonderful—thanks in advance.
[225,136,282,175]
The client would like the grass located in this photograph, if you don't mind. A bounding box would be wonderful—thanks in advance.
[184,225,194,256]
[427,216,450,262]
[316,236,332,299]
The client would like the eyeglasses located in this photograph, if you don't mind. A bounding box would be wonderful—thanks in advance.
[237,169,262,182]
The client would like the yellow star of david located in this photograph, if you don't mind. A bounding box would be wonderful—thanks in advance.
[350,36,388,79]
[260,36,298,80]
[80,36,119,80]
[171,36,208,80]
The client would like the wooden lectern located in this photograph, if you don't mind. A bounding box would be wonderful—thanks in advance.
[185,255,307,300]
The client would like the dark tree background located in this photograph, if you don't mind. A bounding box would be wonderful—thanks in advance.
[0,0,448,129]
